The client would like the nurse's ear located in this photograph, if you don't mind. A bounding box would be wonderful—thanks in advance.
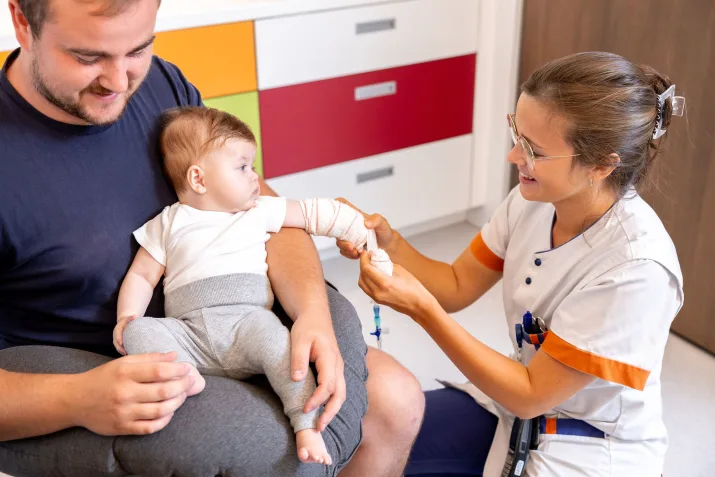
[591,153,621,184]
[186,165,207,195]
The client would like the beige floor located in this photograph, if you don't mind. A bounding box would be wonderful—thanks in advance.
[2,222,713,477]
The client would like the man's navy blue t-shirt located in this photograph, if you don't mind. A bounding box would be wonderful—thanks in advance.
[0,49,202,356]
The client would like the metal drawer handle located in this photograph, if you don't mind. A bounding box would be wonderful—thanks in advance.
[356,18,396,35]
[357,166,394,184]
[355,81,397,101]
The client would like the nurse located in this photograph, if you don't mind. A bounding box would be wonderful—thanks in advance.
[337,52,685,477]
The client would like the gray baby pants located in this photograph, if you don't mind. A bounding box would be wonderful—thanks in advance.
[123,273,318,432]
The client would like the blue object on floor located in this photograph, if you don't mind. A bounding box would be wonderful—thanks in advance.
[404,387,497,476]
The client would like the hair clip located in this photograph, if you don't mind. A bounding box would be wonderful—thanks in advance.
[653,84,685,139]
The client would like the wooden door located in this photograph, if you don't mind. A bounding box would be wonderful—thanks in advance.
[516,0,715,353]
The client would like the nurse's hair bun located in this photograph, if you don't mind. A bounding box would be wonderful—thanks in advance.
[521,52,682,198]
[639,64,673,135]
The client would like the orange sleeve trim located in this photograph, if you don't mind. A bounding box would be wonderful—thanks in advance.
[470,232,504,272]
[545,417,557,434]
[542,332,650,391]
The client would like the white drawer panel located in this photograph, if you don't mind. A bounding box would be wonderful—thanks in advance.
[267,135,474,250]
[255,0,480,90]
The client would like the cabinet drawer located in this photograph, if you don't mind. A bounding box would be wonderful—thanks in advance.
[260,54,476,179]
[204,92,264,177]
[0,51,9,66]
[154,22,257,99]
[255,0,479,89]
[266,135,473,250]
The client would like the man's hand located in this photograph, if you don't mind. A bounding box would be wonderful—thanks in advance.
[69,352,195,436]
[290,315,346,432]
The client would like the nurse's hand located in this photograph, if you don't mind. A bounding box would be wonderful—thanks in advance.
[334,198,398,259]
[358,251,437,317]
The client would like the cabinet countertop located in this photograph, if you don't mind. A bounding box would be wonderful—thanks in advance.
[1,0,396,52]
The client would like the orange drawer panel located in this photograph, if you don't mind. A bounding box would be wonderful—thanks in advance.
[153,22,257,99]
[0,51,10,66]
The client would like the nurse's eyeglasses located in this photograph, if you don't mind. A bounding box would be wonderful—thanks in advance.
[507,114,580,172]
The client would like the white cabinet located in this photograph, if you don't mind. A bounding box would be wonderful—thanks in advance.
[268,135,474,250]
[255,0,480,89]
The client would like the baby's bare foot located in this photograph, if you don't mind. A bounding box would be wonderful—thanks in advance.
[186,365,205,397]
[296,428,332,465]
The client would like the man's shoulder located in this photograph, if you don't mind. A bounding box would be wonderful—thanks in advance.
[136,56,203,109]
[147,56,186,89]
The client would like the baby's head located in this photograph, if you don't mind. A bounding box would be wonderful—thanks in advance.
[160,107,260,212]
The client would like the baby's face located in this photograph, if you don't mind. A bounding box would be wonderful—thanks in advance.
[202,138,260,212]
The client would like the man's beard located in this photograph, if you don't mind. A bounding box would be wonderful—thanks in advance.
[31,57,139,126]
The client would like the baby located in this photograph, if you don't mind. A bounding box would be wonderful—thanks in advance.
[112,107,390,465]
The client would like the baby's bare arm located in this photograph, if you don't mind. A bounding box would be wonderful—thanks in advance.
[117,247,165,321]
[282,199,307,229]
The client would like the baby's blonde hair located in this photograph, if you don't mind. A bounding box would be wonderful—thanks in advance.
[159,107,256,193]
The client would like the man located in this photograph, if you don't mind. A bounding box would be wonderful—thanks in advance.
[0,0,425,475]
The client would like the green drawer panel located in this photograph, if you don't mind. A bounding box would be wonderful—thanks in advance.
[204,92,263,177]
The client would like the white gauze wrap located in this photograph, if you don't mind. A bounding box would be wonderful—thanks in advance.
[366,230,394,276]
[299,199,394,275]
[300,198,368,248]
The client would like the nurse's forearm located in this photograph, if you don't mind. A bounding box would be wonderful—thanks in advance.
[389,234,496,312]
[414,301,547,419]
[387,233,466,310]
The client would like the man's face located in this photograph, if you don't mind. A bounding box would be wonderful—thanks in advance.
[28,0,158,125]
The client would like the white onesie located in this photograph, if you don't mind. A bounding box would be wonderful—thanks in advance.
[134,196,287,294]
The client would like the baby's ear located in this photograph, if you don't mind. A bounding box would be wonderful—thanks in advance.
[186,165,206,194]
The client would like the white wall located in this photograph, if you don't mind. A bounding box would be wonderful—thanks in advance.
[469,0,523,226]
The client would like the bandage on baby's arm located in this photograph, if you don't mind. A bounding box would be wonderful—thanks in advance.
[285,198,394,275]
[294,198,368,250]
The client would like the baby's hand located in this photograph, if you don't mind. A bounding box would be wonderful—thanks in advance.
[113,315,138,355]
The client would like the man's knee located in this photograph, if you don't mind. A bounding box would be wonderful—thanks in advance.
[364,348,425,443]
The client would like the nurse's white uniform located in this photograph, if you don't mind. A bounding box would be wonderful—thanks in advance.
[446,186,683,477]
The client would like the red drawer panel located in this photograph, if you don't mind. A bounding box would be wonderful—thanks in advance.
[259,54,476,179]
